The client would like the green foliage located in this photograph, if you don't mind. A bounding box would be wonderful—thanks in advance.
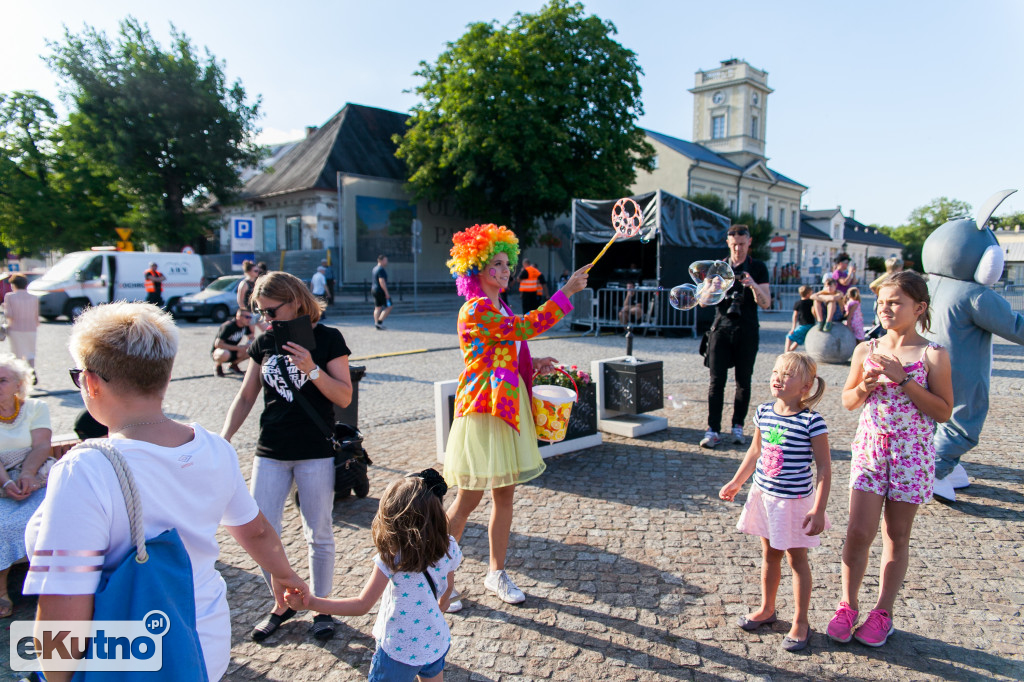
[46,17,263,248]
[866,255,886,274]
[992,211,1024,231]
[689,192,728,217]
[0,91,128,252]
[395,0,654,244]
[877,197,971,271]
[533,364,592,388]
[687,193,772,261]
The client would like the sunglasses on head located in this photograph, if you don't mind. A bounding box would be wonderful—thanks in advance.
[253,301,287,319]
[728,229,749,237]
[69,368,109,389]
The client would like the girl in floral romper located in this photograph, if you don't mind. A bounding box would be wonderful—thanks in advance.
[830,271,953,647]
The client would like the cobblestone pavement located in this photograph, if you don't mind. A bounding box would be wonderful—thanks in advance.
[3,306,1023,681]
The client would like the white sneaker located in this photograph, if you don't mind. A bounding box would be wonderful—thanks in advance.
[484,570,525,604]
[933,475,956,502]
[948,463,970,489]
[700,430,721,449]
[444,589,463,613]
[730,425,744,444]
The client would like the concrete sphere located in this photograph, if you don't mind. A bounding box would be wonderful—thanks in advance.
[804,323,858,364]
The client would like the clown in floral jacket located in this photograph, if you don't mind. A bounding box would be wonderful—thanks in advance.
[454,290,573,432]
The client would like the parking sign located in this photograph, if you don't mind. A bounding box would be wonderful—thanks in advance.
[231,217,255,255]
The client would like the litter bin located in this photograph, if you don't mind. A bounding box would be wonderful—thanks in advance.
[334,365,366,428]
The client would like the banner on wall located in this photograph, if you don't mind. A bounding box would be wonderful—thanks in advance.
[356,196,417,263]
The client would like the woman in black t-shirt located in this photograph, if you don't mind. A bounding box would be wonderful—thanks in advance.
[221,272,353,643]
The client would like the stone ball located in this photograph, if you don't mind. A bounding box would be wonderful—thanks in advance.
[804,323,858,364]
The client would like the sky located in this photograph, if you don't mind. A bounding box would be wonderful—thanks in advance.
[3,0,1023,227]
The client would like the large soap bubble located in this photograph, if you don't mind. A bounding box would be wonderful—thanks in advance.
[688,260,736,290]
[669,283,699,310]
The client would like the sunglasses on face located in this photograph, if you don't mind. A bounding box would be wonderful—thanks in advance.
[253,301,287,319]
[69,368,110,389]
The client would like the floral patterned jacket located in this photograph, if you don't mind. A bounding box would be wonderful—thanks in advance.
[454,290,573,433]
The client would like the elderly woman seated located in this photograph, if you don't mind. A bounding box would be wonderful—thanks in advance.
[23,302,308,681]
[0,354,51,619]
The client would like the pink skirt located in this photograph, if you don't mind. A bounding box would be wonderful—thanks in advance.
[736,485,831,550]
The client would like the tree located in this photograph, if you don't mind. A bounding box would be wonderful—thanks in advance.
[878,197,972,271]
[395,0,654,244]
[46,17,262,248]
[0,91,128,252]
[992,211,1024,231]
[688,192,772,261]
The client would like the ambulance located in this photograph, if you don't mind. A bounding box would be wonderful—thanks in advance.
[28,248,204,320]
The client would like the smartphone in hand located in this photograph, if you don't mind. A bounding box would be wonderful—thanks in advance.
[272,315,317,354]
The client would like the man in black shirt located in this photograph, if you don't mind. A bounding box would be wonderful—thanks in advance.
[701,224,771,449]
[212,308,254,376]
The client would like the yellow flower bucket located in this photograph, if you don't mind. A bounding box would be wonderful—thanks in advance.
[532,368,578,443]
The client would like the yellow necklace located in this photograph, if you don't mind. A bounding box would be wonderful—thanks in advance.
[0,396,21,423]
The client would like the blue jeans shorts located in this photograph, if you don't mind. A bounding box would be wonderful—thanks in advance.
[369,645,449,681]
[786,324,814,345]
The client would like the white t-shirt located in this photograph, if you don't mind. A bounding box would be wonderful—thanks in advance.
[310,271,327,295]
[24,424,259,681]
[372,536,462,666]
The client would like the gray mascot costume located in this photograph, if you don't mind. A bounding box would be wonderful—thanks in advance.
[922,189,1024,502]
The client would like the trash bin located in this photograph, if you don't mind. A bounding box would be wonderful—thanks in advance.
[334,365,366,428]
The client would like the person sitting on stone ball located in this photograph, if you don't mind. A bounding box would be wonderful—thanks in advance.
[812,276,846,332]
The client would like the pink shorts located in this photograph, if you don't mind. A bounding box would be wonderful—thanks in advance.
[736,485,830,550]
[850,430,934,505]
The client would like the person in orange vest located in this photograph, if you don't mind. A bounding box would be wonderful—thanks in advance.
[517,258,546,313]
[144,261,166,307]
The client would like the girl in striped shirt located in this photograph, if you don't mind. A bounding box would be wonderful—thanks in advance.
[720,351,832,652]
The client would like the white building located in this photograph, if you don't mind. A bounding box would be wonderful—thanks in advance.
[800,208,904,283]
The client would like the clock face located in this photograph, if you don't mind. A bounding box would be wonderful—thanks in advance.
[712,91,724,105]
[752,93,760,106]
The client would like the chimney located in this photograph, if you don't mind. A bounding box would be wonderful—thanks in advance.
[306,126,318,138]
[850,209,856,220]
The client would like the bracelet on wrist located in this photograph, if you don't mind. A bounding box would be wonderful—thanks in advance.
[898,376,913,388]
[2,480,14,489]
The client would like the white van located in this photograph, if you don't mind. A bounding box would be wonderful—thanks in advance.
[29,249,204,320]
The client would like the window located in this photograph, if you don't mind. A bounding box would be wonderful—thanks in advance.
[263,216,277,251]
[792,212,797,230]
[651,154,659,170]
[751,116,759,139]
[750,202,758,218]
[285,215,301,250]
[766,206,773,225]
[712,115,725,139]
[779,208,785,230]
[728,199,736,214]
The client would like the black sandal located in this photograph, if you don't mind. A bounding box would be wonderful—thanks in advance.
[311,613,335,641]
[251,608,296,642]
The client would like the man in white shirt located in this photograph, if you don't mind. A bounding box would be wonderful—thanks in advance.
[310,266,328,310]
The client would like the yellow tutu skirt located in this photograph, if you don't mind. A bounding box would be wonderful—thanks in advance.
[443,387,546,490]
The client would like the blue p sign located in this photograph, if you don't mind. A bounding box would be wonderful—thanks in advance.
[234,219,253,239]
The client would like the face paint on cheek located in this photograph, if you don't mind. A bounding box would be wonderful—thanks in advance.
[489,269,497,278]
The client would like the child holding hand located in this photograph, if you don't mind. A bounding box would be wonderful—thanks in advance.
[285,469,462,682]
[720,351,832,652]
[829,271,952,647]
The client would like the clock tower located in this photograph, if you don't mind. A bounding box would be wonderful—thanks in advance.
[689,59,773,168]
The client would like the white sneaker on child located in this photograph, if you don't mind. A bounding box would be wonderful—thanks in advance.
[444,588,463,613]
[484,570,525,604]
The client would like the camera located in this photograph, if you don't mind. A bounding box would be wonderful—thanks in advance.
[726,289,744,319]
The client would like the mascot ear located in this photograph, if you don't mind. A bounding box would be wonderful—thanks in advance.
[975,244,1004,286]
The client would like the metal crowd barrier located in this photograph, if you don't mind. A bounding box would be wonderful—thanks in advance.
[583,286,696,336]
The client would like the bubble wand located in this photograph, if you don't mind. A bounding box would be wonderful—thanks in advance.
[588,198,643,270]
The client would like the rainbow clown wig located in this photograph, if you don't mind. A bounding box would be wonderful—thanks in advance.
[447,224,520,300]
